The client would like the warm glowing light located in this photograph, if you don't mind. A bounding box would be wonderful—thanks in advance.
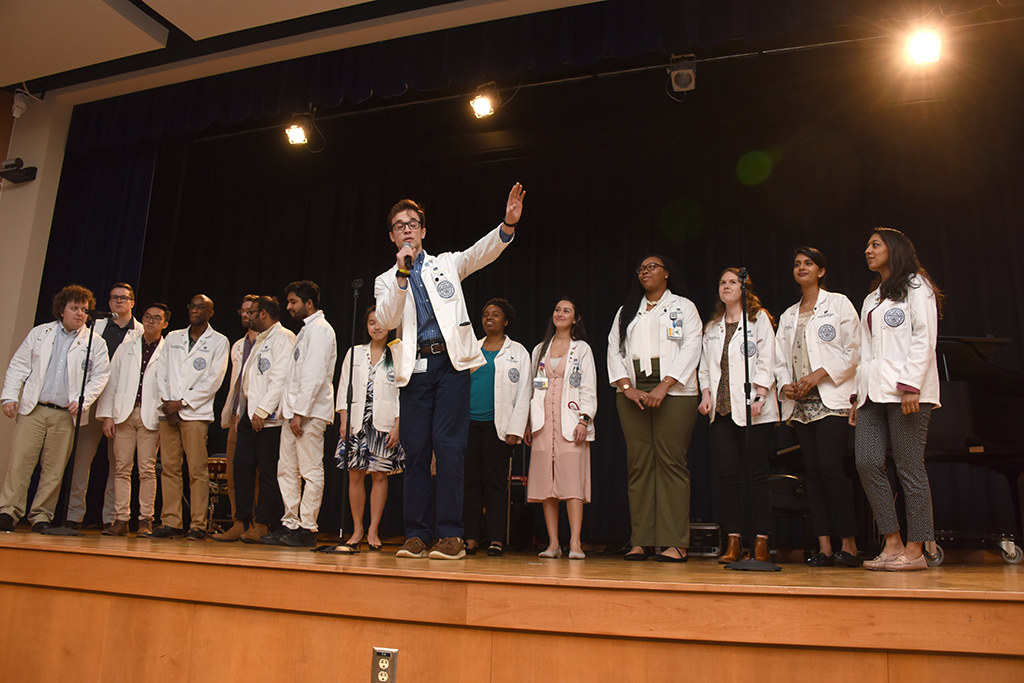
[286,123,308,145]
[470,94,495,118]
[908,31,941,64]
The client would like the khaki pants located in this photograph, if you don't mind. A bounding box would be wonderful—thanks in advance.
[225,417,238,518]
[159,420,210,531]
[66,412,115,525]
[111,406,160,522]
[0,405,75,524]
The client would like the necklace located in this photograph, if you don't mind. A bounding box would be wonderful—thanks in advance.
[644,294,664,308]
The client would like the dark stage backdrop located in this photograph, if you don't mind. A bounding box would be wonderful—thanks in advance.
[123,29,1024,544]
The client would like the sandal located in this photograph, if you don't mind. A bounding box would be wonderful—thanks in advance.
[487,542,504,557]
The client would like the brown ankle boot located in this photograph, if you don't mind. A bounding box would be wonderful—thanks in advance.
[213,521,246,542]
[754,536,770,562]
[240,523,268,544]
[719,535,744,563]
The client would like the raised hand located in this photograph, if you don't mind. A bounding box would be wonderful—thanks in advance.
[504,182,526,227]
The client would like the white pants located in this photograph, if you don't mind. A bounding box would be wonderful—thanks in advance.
[67,414,115,525]
[278,417,327,531]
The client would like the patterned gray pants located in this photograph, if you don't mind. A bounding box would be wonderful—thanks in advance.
[855,401,935,542]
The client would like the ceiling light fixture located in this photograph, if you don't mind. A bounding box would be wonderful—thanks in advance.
[470,83,501,118]
[907,31,941,63]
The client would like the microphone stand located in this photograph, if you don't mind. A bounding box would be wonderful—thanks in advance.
[43,317,102,536]
[726,268,780,571]
[315,279,362,553]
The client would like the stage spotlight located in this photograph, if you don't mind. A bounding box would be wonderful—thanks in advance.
[286,113,312,145]
[668,55,696,92]
[471,83,501,118]
[908,31,941,64]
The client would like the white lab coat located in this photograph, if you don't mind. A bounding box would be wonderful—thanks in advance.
[336,344,400,434]
[698,310,779,426]
[479,336,531,441]
[280,310,337,423]
[774,289,861,417]
[1,321,110,424]
[607,292,703,396]
[374,226,513,386]
[854,276,941,408]
[156,325,230,422]
[221,334,253,429]
[95,335,165,430]
[241,322,296,426]
[529,339,597,442]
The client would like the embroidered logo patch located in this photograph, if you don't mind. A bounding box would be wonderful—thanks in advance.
[568,371,582,388]
[817,324,837,342]
[81,359,91,372]
[884,308,905,328]
[508,368,520,383]
[386,369,396,383]
[192,357,207,371]
[258,358,271,373]
[742,341,757,358]
[436,280,456,299]
[293,348,301,361]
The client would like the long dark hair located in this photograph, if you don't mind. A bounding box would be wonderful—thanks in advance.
[537,297,589,369]
[707,268,775,328]
[617,254,685,355]
[870,227,945,318]
[358,305,395,367]
[792,246,829,291]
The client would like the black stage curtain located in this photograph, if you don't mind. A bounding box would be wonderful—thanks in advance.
[37,14,1024,544]
[64,0,1016,153]
[122,24,1024,543]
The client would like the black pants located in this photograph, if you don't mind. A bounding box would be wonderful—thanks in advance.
[234,414,284,527]
[792,415,857,539]
[710,416,773,536]
[463,420,512,545]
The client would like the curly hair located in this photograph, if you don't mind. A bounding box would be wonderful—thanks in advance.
[483,298,516,333]
[52,285,95,319]
[707,268,775,328]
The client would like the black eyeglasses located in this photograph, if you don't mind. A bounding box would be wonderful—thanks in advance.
[636,263,665,274]
[187,303,211,311]
[110,295,133,303]
[391,219,421,233]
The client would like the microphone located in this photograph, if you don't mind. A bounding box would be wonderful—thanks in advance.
[351,279,363,291]
[737,267,748,282]
[86,309,115,319]
[403,240,414,271]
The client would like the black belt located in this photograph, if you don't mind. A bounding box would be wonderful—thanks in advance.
[38,402,65,410]
[418,342,447,355]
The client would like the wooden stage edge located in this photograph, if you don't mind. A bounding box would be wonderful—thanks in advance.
[2,534,1024,683]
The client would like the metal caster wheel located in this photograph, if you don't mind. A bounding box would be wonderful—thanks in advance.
[924,541,944,567]
[1000,543,1023,565]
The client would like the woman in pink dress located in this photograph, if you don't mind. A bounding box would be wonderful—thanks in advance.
[527,298,597,560]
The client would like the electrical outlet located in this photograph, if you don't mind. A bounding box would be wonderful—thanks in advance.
[372,647,398,683]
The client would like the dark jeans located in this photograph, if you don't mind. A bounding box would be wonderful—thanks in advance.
[463,420,513,545]
[234,414,284,528]
[710,416,774,536]
[399,351,471,542]
[792,415,857,539]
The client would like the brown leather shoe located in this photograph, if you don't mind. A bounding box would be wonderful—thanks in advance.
[102,519,129,536]
[754,536,770,562]
[137,519,154,537]
[719,535,744,563]
[240,523,268,544]
[213,520,246,542]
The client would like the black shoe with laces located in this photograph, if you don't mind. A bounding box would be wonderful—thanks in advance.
[150,525,184,539]
[0,513,15,532]
[185,528,206,541]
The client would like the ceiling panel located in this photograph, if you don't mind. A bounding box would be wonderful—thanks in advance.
[145,0,379,41]
[0,0,168,87]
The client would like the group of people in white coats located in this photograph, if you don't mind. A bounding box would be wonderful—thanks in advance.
[0,211,943,572]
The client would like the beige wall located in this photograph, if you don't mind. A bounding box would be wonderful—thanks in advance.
[0,96,74,479]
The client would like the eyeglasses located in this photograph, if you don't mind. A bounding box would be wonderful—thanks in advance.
[391,219,421,233]
[636,263,665,274]
[142,315,164,323]
[110,295,133,303]
[187,303,211,311]
[238,308,253,316]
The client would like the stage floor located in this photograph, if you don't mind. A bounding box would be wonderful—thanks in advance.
[2,531,1024,682]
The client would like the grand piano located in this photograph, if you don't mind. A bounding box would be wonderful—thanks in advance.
[926,336,1024,563]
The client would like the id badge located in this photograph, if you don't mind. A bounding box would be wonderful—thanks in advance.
[533,376,548,390]
[666,321,684,339]
[413,357,428,374]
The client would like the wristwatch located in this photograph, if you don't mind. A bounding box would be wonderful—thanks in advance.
[621,383,631,392]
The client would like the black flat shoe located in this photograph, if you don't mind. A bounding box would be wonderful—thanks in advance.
[832,550,863,567]
[624,547,652,561]
[807,552,835,567]
[486,542,504,557]
[654,548,688,563]
[368,542,383,551]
